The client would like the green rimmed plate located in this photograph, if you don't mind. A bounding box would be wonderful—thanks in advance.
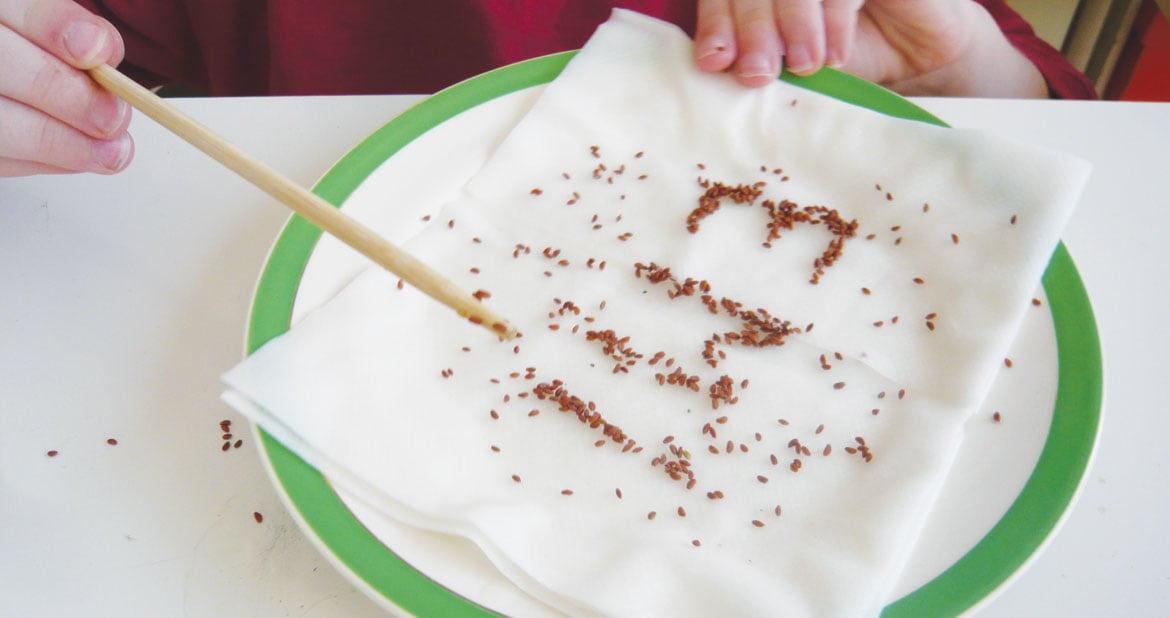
[244,52,1102,617]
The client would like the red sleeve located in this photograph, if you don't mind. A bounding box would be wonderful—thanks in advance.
[71,1,696,96]
[976,0,1097,99]
[74,0,271,95]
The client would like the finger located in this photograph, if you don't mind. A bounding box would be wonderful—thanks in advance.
[730,0,783,87]
[0,95,134,174]
[821,0,864,68]
[694,0,738,72]
[0,23,130,139]
[0,0,124,68]
[0,155,77,177]
[772,0,827,76]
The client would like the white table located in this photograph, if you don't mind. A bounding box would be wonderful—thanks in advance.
[2,94,1167,617]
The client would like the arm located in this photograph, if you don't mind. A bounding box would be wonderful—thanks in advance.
[980,0,1098,99]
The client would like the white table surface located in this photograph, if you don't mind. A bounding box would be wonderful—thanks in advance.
[2,93,1168,617]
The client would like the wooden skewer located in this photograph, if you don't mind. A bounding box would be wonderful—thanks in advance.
[89,64,516,340]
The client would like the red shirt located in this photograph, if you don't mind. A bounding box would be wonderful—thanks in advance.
[78,0,1096,99]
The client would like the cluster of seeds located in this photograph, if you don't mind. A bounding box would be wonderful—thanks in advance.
[220,419,243,452]
[584,329,644,374]
[652,437,696,488]
[687,179,859,284]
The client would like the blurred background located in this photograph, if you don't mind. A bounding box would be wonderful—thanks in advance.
[1010,0,1169,100]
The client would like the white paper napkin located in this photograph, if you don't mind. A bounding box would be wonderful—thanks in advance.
[223,10,1089,617]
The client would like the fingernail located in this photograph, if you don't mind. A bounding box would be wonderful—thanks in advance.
[64,21,107,65]
[695,38,731,61]
[785,46,815,75]
[735,52,776,78]
[94,133,132,171]
[826,48,845,69]
[89,97,129,137]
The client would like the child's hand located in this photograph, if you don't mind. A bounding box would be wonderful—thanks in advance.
[1,0,133,177]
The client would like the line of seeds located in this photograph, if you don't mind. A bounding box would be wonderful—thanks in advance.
[635,261,800,369]
[531,379,631,449]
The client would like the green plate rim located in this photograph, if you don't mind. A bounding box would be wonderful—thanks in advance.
[244,51,1103,617]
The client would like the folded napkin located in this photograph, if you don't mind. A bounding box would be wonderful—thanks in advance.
[223,10,1089,617]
